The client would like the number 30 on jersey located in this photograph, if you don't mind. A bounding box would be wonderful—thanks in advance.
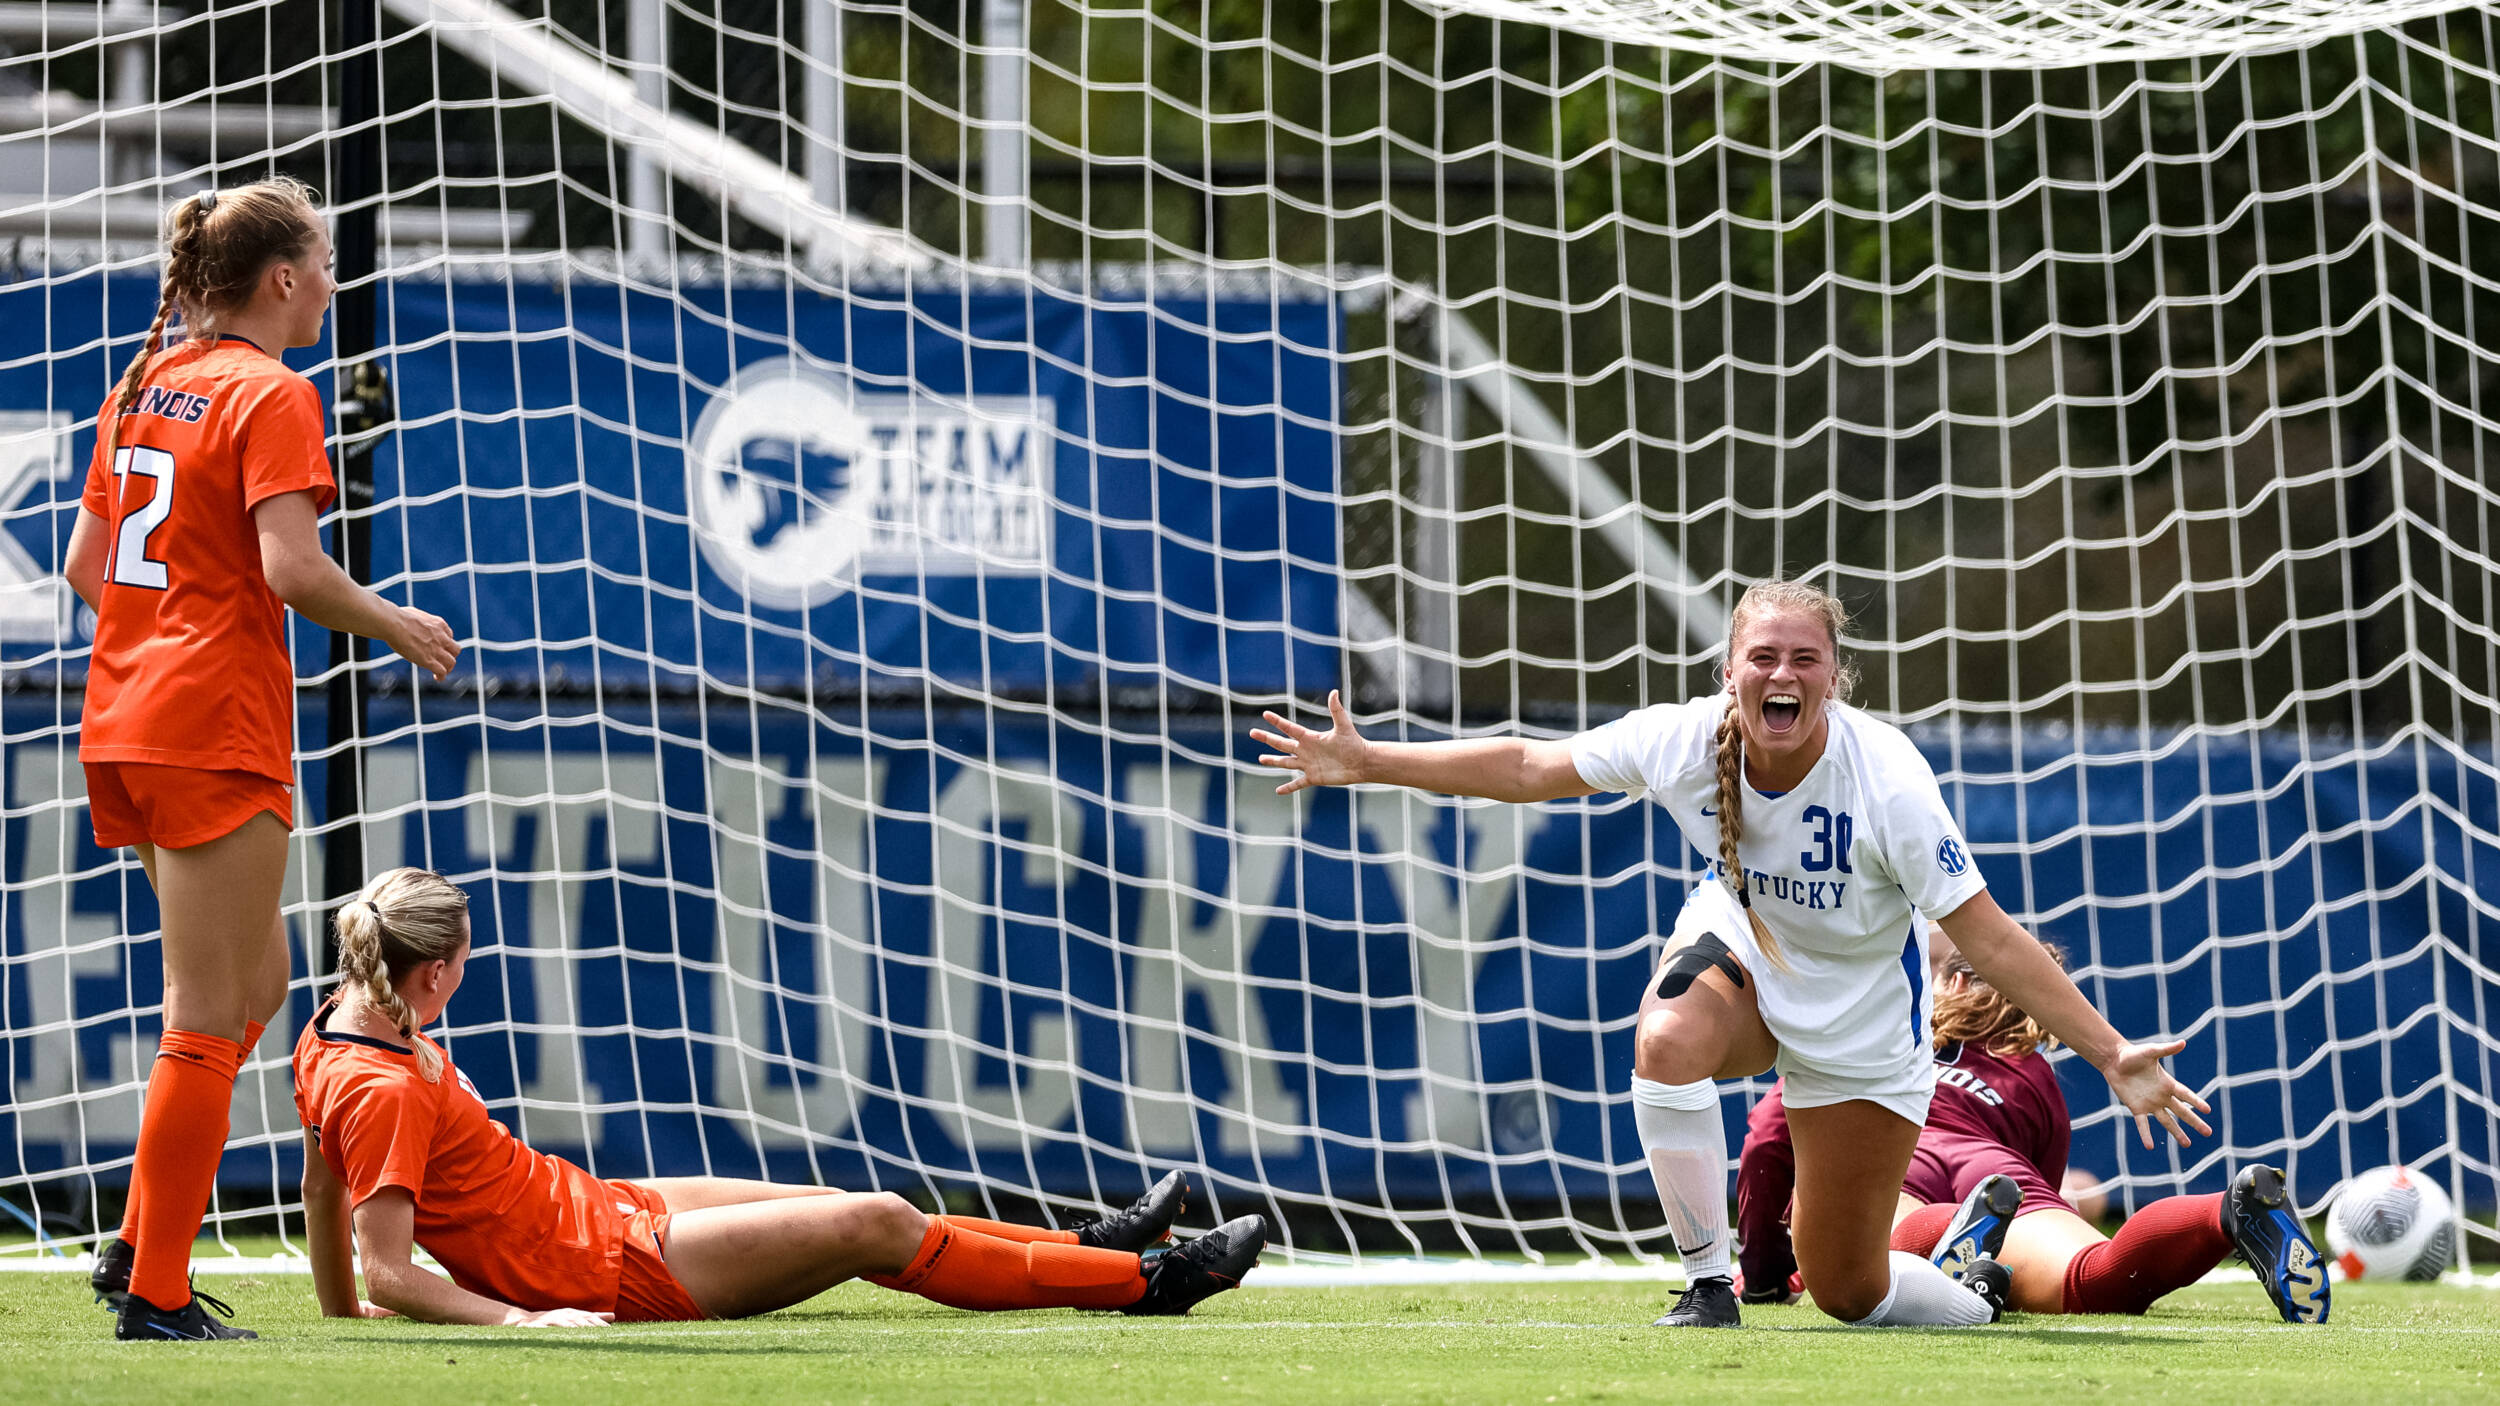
[105,446,176,590]
[1801,804,1855,873]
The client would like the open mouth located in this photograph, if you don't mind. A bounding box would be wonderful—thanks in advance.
[1762,693,1802,734]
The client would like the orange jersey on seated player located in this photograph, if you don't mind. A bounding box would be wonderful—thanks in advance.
[81,335,333,783]
[294,867,1267,1328]
[292,997,634,1314]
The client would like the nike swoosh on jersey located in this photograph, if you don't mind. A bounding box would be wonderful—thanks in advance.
[1699,807,1717,816]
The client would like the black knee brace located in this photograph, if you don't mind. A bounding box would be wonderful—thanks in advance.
[1653,931,1746,1001]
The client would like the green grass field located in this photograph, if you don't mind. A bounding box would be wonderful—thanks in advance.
[1,1268,2494,1405]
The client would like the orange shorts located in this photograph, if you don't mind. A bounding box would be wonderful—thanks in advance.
[610,1181,707,1323]
[84,761,293,850]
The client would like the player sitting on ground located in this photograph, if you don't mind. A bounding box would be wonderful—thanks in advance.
[1735,939,2328,1323]
[98,867,1264,1326]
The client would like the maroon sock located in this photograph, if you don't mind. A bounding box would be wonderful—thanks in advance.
[1889,1203,1956,1256]
[2061,1193,2231,1315]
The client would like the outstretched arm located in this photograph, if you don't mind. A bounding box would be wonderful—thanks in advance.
[352,1189,609,1327]
[1937,891,2213,1150]
[1251,690,1596,802]
[301,1131,392,1318]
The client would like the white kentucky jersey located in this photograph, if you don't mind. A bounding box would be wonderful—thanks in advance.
[1569,694,1988,1078]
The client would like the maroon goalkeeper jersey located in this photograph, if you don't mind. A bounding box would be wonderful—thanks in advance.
[1923,1040,2071,1184]
[1734,1041,2073,1294]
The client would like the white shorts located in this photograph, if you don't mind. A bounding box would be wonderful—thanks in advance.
[1664,881,1936,1126]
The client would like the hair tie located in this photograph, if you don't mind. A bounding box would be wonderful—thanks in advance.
[196,189,218,216]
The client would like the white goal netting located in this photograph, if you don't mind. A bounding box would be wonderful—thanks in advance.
[0,0,2493,1276]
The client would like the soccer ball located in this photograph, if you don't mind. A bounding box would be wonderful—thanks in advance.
[2324,1165,2457,1281]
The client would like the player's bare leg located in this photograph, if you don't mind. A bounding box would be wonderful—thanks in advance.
[660,1188,1248,1320]
[639,1177,847,1212]
[1789,1100,1999,1325]
[115,814,289,1340]
[1991,1206,2107,1313]
[1635,928,1775,1327]
[662,1190,930,1317]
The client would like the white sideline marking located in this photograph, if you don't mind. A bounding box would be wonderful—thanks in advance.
[6,1253,2492,1296]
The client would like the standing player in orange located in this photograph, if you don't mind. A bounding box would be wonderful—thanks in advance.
[63,179,460,1341]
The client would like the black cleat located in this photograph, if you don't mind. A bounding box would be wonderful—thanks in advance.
[114,1291,256,1342]
[1120,1214,1264,1316]
[1962,1257,2014,1322]
[91,1237,133,1310]
[2222,1164,2329,1324]
[1653,1275,1741,1327]
[1930,1174,2023,1282]
[1076,1170,1190,1253]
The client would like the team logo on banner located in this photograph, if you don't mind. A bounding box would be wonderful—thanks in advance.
[685,356,1055,610]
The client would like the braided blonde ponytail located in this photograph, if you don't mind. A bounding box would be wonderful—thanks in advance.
[330,868,470,1082]
[1713,578,1862,973]
[1712,703,1790,972]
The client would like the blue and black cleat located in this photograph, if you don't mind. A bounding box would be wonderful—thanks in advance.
[114,1290,256,1342]
[1930,1174,2023,1283]
[2222,1164,2329,1324]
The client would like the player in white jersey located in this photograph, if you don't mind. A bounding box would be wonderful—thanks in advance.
[1250,579,2209,1329]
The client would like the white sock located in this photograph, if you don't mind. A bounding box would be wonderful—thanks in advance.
[1849,1251,1994,1327]
[1630,1077,1731,1282]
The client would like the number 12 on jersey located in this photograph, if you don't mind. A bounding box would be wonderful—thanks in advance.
[106,446,176,590]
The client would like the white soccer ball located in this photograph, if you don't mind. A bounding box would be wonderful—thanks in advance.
[2324,1165,2457,1282]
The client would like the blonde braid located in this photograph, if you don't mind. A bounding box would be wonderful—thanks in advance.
[331,875,466,1083]
[1712,701,1790,972]
[99,194,208,473]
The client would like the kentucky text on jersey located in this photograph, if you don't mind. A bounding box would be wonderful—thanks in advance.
[130,386,211,423]
[1709,862,1849,912]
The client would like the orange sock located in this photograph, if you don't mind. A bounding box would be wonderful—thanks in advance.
[126,1029,244,1310]
[945,1216,1080,1246]
[869,1214,1145,1311]
[117,1020,262,1250]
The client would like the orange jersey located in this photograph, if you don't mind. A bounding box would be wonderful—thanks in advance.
[80,336,334,784]
[292,1000,631,1313]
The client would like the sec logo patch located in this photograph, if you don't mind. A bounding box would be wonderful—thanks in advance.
[1937,837,1969,876]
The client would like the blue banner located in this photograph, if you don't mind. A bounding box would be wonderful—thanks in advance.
[3,701,2490,1214]
[0,271,1343,697]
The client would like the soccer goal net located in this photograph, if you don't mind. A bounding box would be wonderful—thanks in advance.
[0,0,2493,1277]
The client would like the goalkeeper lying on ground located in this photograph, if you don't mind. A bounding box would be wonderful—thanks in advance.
[1735,933,2328,1324]
[98,866,1264,1327]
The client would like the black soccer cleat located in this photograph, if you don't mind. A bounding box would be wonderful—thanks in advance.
[91,1237,133,1309]
[1120,1213,1265,1316]
[1652,1274,1742,1328]
[2222,1164,2329,1324]
[1076,1170,1190,1253]
[1930,1174,2023,1282]
[114,1290,256,1342]
[1961,1256,2014,1322]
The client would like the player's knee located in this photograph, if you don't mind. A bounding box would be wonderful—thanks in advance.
[1803,1269,1888,1323]
[857,1192,929,1268]
[1633,1008,1714,1085]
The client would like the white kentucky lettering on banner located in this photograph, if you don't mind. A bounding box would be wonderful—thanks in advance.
[685,355,1053,609]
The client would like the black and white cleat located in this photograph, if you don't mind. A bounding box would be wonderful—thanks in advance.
[1653,1275,1742,1328]
[1961,1257,2014,1323]
[1076,1170,1190,1253]
[1120,1213,1265,1316]
[90,1237,133,1311]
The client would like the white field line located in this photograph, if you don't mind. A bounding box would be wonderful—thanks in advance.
[4,1253,2493,1290]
